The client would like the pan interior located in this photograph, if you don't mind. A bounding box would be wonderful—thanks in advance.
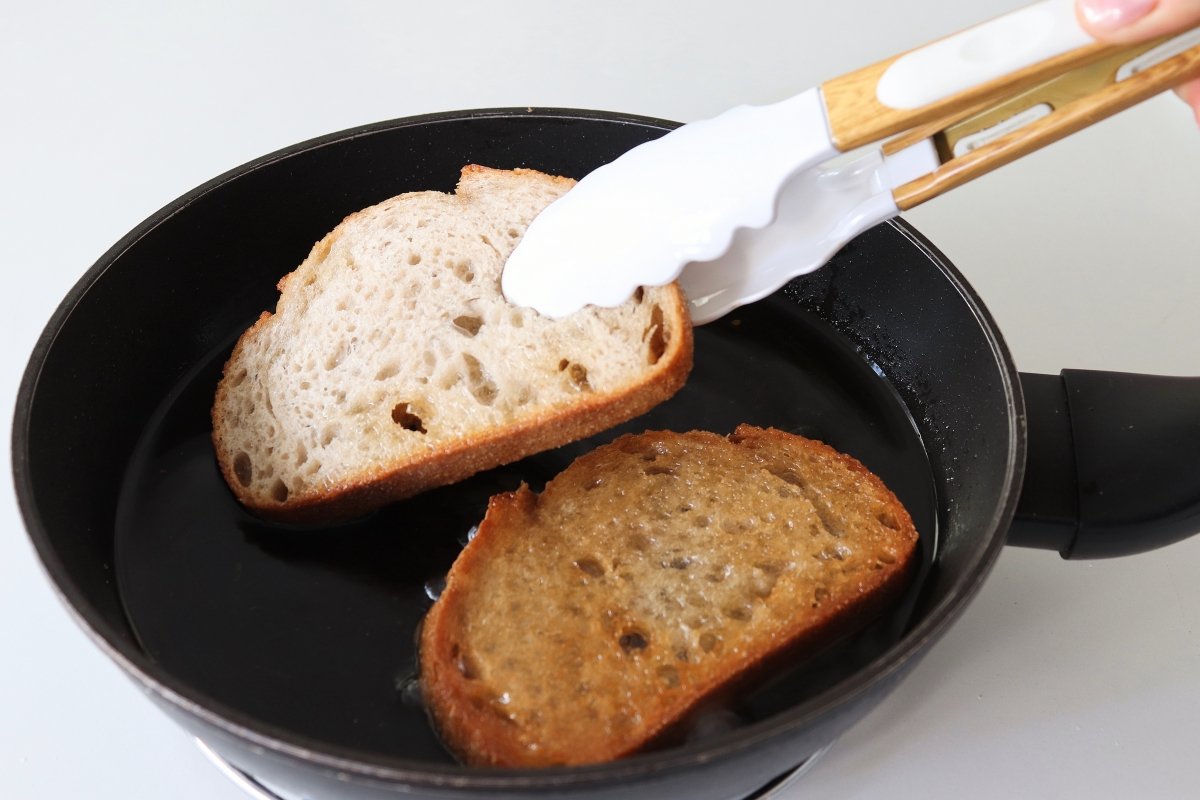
[112,288,938,764]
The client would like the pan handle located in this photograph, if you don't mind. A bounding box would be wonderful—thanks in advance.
[1008,370,1200,558]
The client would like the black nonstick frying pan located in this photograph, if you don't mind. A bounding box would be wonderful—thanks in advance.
[13,109,1200,800]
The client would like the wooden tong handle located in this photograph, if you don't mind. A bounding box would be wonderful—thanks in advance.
[819,1,1200,212]
[889,34,1200,210]
[821,1,1114,150]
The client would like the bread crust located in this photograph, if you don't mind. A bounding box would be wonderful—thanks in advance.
[211,166,693,524]
[419,426,919,767]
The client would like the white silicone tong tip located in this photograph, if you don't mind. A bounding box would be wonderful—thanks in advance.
[500,89,838,320]
[681,138,940,325]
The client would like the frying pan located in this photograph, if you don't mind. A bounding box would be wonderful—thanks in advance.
[13,109,1200,800]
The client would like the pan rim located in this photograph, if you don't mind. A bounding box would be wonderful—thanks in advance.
[12,106,1025,790]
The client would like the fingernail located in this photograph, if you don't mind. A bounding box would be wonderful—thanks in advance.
[1078,0,1158,30]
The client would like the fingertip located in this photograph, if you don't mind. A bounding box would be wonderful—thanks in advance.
[1076,0,1159,38]
[1184,80,1200,127]
[1077,0,1200,42]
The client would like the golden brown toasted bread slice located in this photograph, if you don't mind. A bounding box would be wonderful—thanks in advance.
[419,424,919,767]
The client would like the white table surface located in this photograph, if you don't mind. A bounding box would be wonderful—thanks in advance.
[4,2,1198,798]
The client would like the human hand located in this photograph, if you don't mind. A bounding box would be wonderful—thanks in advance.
[1076,0,1200,124]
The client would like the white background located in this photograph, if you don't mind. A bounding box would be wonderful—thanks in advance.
[3,1,1198,798]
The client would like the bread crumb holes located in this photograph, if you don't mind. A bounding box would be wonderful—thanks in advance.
[233,452,253,487]
[644,304,667,365]
[573,557,605,577]
[391,403,426,433]
[453,315,483,336]
[375,362,400,381]
[618,630,649,653]
[558,360,591,391]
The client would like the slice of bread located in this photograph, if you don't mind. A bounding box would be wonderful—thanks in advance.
[212,166,693,524]
[419,425,919,767]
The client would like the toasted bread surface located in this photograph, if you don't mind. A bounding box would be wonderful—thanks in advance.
[419,425,919,767]
[211,166,692,524]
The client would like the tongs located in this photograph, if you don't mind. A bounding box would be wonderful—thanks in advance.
[501,0,1200,324]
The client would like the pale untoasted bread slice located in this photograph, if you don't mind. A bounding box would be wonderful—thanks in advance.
[211,166,692,524]
[419,425,919,767]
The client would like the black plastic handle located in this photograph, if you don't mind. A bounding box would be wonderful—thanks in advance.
[1009,370,1200,559]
